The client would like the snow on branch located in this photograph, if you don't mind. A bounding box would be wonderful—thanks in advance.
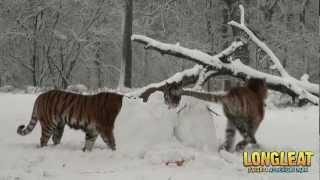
[127,65,203,103]
[132,35,244,67]
[228,4,318,95]
[193,69,220,90]
[132,35,319,105]
[228,5,289,78]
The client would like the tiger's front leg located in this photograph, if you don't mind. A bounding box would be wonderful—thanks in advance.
[82,130,98,152]
[234,120,258,152]
[52,120,65,145]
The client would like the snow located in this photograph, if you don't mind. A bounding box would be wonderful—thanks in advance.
[53,30,67,40]
[0,92,318,180]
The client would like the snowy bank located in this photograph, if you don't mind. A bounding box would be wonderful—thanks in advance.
[0,92,318,180]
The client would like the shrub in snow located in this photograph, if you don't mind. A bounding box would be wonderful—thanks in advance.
[266,90,295,108]
[24,86,53,94]
[24,86,39,93]
[67,84,88,93]
[0,85,14,92]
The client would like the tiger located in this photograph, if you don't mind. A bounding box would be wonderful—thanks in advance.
[17,90,123,151]
[172,78,267,152]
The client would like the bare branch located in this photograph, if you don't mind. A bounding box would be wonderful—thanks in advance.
[228,10,289,77]
[240,5,245,25]
[8,54,34,73]
[51,61,71,85]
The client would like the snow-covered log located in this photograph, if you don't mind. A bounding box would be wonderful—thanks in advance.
[131,35,319,105]
[132,35,244,67]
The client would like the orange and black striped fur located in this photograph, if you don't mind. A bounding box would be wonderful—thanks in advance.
[178,78,267,152]
[17,90,123,151]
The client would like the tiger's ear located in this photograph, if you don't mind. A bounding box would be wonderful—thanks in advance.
[163,83,169,91]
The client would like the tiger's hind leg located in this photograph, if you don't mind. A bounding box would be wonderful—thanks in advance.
[52,120,65,145]
[219,119,236,152]
[101,129,116,151]
[234,119,257,152]
[40,121,56,147]
[82,130,98,152]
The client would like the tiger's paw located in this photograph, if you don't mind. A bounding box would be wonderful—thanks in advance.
[218,143,232,152]
[109,145,116,151]
[82,147,93,152]
[235,142,246,152]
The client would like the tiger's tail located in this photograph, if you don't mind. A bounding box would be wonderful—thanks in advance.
[181,89,225,103]
[17,101,38,136]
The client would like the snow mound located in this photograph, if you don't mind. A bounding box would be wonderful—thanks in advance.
[174,96,218,152]
[115,92,218,157]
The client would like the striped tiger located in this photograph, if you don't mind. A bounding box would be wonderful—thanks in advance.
[173,78,267,152]
[17,90,123,151]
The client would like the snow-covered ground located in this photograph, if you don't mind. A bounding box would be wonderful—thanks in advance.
[0,92,318,180]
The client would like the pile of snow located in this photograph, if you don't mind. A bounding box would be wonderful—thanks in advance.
[115,93,218,157]
[0,92,318,180]
[174,97,218,151]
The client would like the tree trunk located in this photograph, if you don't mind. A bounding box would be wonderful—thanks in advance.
[119,0,133,88]
[205,0,214,91]
[95,49,103,88]
[31,13,39,87]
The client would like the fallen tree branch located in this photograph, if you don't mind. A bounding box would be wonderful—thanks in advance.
[131,35,319,105]
[132,35,245,67]
[127,39,245,103]
[193,69,219,90]
[229,5,289,78]
[127,65,203,102]
[228,4,318,96]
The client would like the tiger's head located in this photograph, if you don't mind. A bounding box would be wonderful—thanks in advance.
[246,78,268,100]
[163,83,182,109]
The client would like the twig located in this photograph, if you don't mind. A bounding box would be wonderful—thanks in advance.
[206,106,220,116]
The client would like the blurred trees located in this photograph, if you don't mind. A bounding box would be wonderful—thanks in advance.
[0,0,318,89]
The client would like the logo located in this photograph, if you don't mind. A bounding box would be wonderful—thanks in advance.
[243,151,314,173]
